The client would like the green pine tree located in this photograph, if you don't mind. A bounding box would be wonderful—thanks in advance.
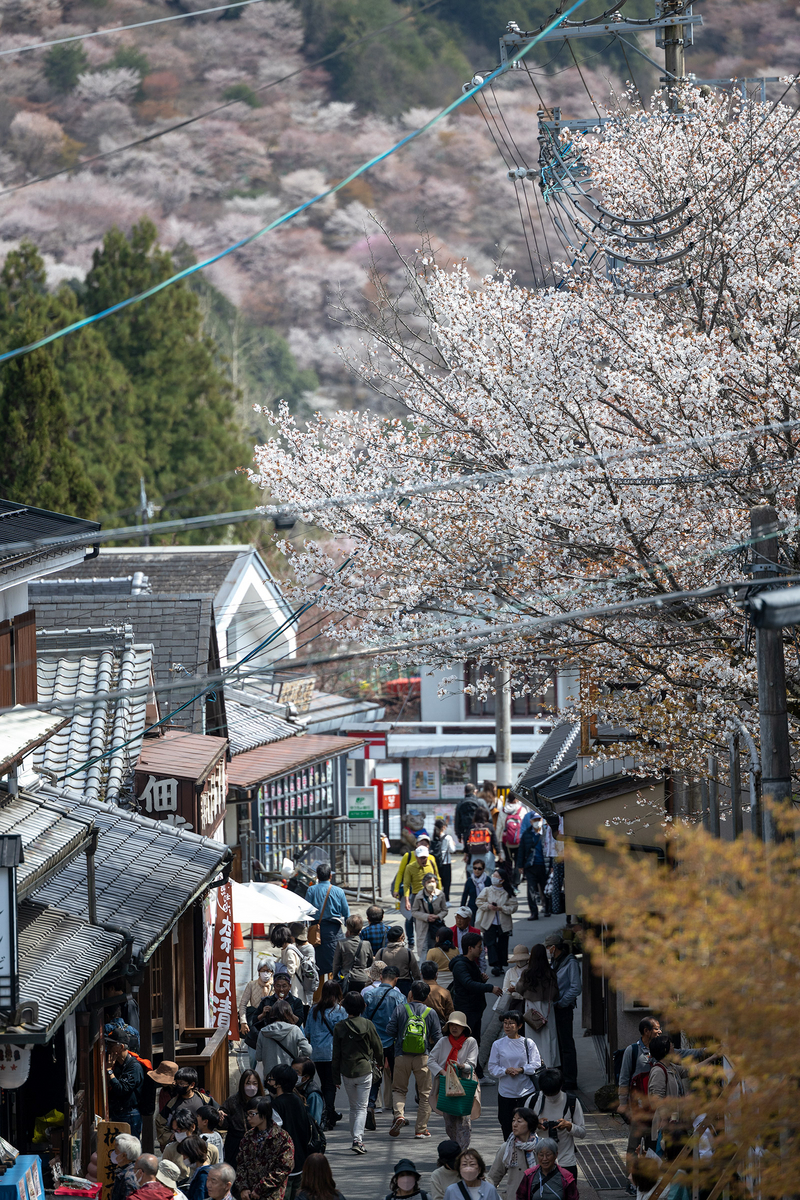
[83,219,257,542]
[0,246,97,515]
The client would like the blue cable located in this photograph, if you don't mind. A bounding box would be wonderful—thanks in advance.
[0,0,590,367]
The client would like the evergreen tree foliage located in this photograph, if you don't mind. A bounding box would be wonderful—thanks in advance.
[0,246,97,515]
[44,43,89,93]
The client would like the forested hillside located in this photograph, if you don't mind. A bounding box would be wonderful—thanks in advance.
[0,0,795,525]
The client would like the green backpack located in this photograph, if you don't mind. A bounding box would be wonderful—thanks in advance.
[402,1004,430,1055]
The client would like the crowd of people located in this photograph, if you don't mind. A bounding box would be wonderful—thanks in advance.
[106,789,586,1200]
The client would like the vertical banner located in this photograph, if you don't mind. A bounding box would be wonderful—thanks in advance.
[209,882,239,1038]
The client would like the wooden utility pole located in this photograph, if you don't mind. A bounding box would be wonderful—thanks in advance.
[662,0,686,91]
[750,503,791,841]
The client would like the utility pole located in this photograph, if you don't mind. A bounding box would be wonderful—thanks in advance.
[495,662,512,797]
[138,476,151,547]
[750,503,791,840]
[661,0,686,93]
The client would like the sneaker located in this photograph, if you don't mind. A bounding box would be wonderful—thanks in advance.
[389,1117,407,1137]
[414,1130,432,1139]
[351,1140,367,1155]
[365,1108,377,1132]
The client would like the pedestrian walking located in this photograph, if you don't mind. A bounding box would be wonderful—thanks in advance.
[495,797,525,879]
[331,988,384,1155]
[221,1071,264,1166]
[420,962,454,1023]
[544,935,581,1091]
[387,980,442,1140]
[268,1065,313,1200]
[488,1107,540,1198]
[428,1012,481,1151]
[305,865,350,977]
[111,1134,142,1200]
[516,817,548,921]
[239,963,275,1064]
[515,946,560,1071]
[412,873,448,953]
[487,1012,542,1139]
[272,927,305,1005]
[461,860,488,922]
[236,1098,294,1200]
[442,1150,500,1200]
[431,1142,461,1200]
[296,1154,347,1200]
[449,909,487,974]
[450,932,502,1046]
[479,944,529,1073]
[106,1029,145,1137]
[256,1001,313,1078]
[401,842,444,927]
[384,1159,431,1200]
[530,1070,585,1182]
[290,925,320,1012]
[392,842,421,948]
[617,1017,661,1175]
[426,931,458,987]
[364,965,406,1128]
[332,915,374,992]
[361,906,393,953]
[292,1060,324,1127]
[454,788,480,845]
[382,926,421,997]
[431,821,456,901]
[303,981,347,1131]
[464,810,501,878]
[514,1139,578,1200]
[647,1034,689,1144]
[476,865,518,976]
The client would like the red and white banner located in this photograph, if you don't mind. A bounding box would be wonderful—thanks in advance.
[209,881,239,1038]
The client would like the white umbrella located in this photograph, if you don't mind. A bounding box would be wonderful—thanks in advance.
[230,879,316,924]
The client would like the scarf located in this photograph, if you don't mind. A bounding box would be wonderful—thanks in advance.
[502,1132,540,1169]
[446,1033,467,1065]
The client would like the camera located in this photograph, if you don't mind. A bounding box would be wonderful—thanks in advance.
[544,1120,560,1142]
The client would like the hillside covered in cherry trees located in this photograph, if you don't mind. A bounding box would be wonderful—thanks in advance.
[0,0,797,426]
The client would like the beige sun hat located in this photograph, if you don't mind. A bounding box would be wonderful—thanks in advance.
[443,1011,472,1036]
[508,944,530,964]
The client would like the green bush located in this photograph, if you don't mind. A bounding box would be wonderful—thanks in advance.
[44,43,89,93]
[223,82,262,108]
[108,45,150,76]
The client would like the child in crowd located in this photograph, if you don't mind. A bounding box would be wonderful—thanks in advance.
[385,1158,431,1200]
[431,1141,461,1200]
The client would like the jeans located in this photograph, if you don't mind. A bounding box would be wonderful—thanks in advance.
[116,1111,142,1137]
[316,1060,337,1123]
[555,1004,578,1088]
[443,1113,472,1149]
[484,924,509,970]
[369,1046,394,1107]
[342,1072,372,1142]
[525,864,548,918]
[392,1053,432,1133]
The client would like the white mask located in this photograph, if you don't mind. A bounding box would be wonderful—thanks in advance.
[461,1164,480,1182]
[244,1084,259,1097]
[259,970,270,980]
[110,1153,119,1165]
[175,1131,189,1142]
[396,1176,417,1193]
[491,874,502,887]
[424,882,435,893]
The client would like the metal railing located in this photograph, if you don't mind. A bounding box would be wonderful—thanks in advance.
[244,816,382,903]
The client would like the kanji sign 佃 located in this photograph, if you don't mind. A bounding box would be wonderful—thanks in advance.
[209,882,238,1038]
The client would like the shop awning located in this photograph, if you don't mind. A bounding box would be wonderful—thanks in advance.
[231,880,316,924]
[389,744,493,758]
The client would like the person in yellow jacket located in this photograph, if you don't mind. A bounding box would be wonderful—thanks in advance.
[401,843,443,911]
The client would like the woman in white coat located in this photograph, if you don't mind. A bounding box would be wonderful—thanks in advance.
[475,866,518,977]
[428,1011,482,1150]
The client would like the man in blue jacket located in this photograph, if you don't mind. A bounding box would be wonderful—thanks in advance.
[305,863,349,975]
[364,965,406,1129]
[545,932,582,1090]
[516,813,548,920]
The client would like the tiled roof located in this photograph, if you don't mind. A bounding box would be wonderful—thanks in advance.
[228,733,363,788]
[0,500,99,570]
[27,786,230,958]
[64,548,248,598]
[35,626,153,803]
[225,695,300,755]
[513,721,580,800]
[136,730,227,783]
[15,903,126,1040]
[33,594,217,733]
[0,791,92,899]
[31,576,152,598]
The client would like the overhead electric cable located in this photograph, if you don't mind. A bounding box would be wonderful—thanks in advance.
[1,0,274,56]
[0,0,592,366]
[0,0,449,200]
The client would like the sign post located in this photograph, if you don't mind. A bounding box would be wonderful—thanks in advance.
[346,787,378,900]
[0,836,22,1017]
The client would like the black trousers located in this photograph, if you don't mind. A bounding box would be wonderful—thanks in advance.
[463,1008,483,1044]
[525,865,548,919]
[497,1091,535,1140]
[484,924,510,969]
[368,1045,395,1107]
[554,1004,578,1089]
[440,863,452,900]
[316,1060,337,1120]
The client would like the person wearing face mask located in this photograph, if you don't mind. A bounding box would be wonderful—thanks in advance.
[111,1134,142,1200]
[384,1159,431,1200]
[515,1139,578,1200]
[411,873,447,953]
[239,961,275,1065]
[158,1068,218,1148]
[476,865,518,977]
[516,816,548,921]
[128,1156,175,1200]
[221,1071,264,1166]
[461,861,488,924]
[163,1111,219,1176]
[181,1136,211,1200]
[443,1150,500,1200]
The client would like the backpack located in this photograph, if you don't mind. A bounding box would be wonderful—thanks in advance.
[467,826,491,848]
[401,1004,430,1055]
[307,1114,327,1155]
[299,954,319,991]
[502,812,522,847]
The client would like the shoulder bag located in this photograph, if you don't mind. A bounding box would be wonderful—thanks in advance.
[307,884,332,947]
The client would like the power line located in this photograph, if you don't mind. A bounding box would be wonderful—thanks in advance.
[1,0,273,57]
[0,0,449,201]
[0,0,592,366]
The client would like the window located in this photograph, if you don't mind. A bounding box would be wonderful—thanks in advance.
[465,660,555,717]
[258,758,336,872]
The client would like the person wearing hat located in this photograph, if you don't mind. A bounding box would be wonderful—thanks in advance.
[107,1029,145,1137]
[545,933,581,1091]
[478,945,529,1074]
[400,842,443,951]
[392,841,425,949]
[431,1141,461,1200]
[155,1159,188,1200]
[449,909,487,975]
[384,1159,431,1200]
[427,1012,481,1150]
[151,1061,179,1149]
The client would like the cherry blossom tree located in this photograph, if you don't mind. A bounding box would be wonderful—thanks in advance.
[250,88,800,775]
